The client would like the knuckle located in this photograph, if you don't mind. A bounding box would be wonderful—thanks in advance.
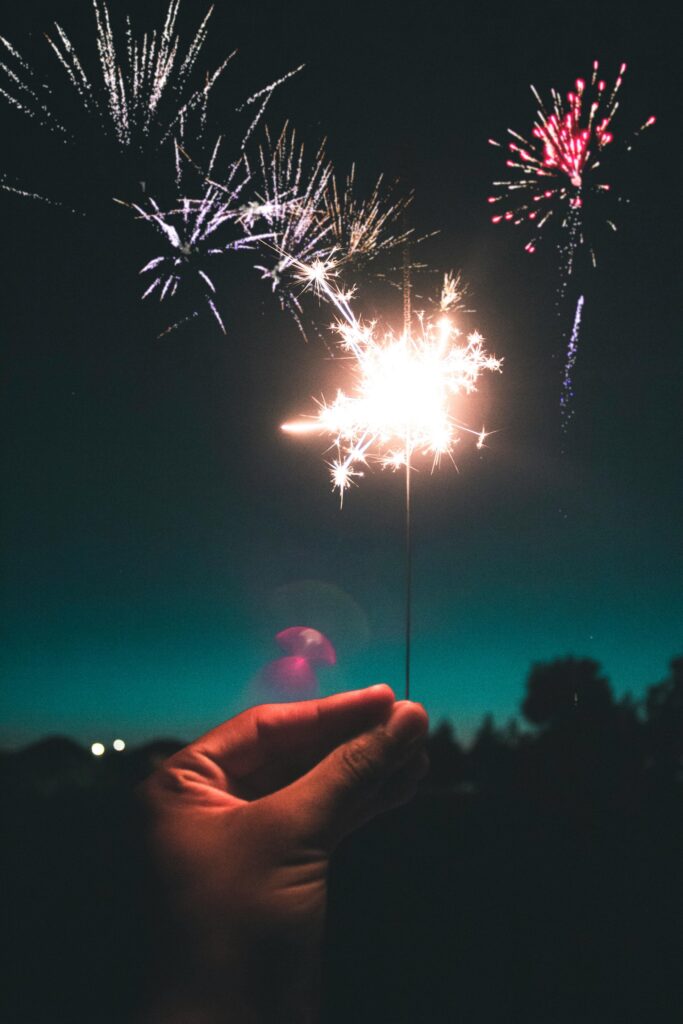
[340,736,384,787]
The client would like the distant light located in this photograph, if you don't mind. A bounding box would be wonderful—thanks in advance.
[113,738,126,752]
[91,742,105,757]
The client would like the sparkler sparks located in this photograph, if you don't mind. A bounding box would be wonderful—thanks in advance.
[282,265,502,503]
[488,61,655,258]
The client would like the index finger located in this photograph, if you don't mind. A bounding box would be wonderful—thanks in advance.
[192,684,396,779]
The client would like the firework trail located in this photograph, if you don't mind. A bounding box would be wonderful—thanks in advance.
[488,61,654,425]
[116,122,413,337]
[559,294,584,432]
[0,1,233,147]
[282,259,502,504]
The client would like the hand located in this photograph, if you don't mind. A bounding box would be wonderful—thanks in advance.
[140,685,429,1023]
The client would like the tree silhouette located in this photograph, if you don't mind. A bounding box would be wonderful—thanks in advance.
[644,656,683,786]
[426,720,464,788]
[522,656,614,729]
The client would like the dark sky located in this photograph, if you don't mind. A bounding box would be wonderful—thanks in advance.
[1,0,681,748]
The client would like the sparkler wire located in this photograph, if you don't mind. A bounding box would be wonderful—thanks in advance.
[402,225,413,697]
[404,431,412,700]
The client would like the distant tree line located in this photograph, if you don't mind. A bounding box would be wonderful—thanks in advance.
[428,655,683,806]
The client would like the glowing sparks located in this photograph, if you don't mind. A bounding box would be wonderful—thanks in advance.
[1,3,412,336]
[323,167,412,272]
[560,294,584,431]
[246,128,415,337]
[1,1,229,150]
[488,61,656,257]
[0,1,302,213]
[282,267,502,502]
[247,124,334,334]
[489,62,654,430]
[118,144,271,334]
[119,121,415,336]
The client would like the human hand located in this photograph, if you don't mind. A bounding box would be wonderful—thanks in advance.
[140,685,429,1023]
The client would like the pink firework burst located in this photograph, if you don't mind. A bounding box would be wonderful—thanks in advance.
[488,61,655,257]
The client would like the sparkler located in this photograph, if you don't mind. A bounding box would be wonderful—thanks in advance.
[282,259,502,695]
[488,61,654,426]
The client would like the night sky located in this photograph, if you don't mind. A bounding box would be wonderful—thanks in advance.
[1,0,681,748]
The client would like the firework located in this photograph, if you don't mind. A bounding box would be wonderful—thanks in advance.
[323,167,413,272]
[489,61,654,429]
[245,127,416,338]
[282,263,502,503]
[246,124,334,334]
[488,61,655,260]
[0,1,302,207]
[117,140,273,334]
[1,2,225,149]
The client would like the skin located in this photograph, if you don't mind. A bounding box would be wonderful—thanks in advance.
[139,685,429,1023]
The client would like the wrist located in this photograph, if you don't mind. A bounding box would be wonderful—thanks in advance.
[142,931,322,1024]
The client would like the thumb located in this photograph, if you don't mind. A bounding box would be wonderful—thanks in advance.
[283,700,429,847]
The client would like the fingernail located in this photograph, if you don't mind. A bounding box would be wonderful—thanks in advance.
[388,703,426,744]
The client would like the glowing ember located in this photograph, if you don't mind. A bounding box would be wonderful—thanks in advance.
[282,262,502,503]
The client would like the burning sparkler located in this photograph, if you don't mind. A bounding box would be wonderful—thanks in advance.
[282,260,502,695]
[283,262,500,500]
